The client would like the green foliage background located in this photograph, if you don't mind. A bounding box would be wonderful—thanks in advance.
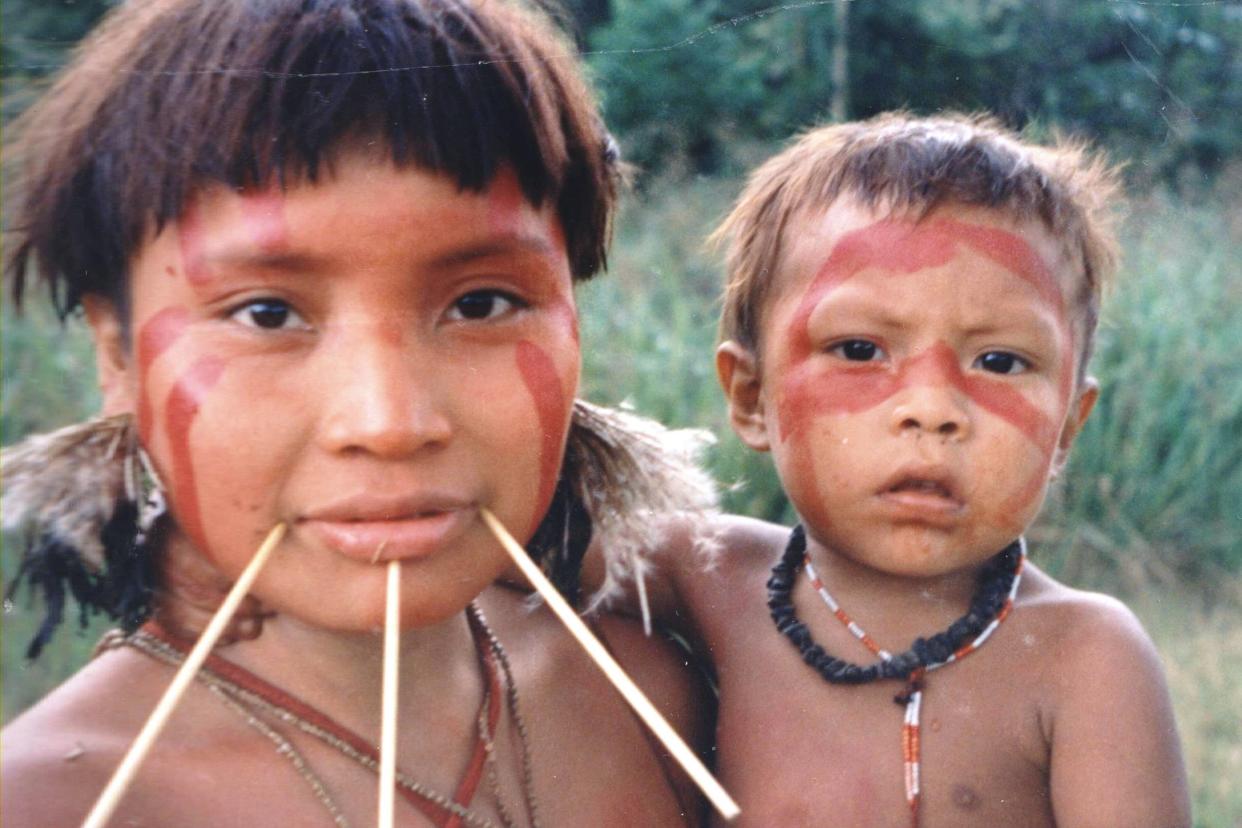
[2,0,1240,823]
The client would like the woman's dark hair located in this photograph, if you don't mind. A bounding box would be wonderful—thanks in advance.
[6,0,620,318]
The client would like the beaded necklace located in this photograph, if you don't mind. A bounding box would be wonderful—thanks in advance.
[119,603,538,828]
[768,525,1025,825]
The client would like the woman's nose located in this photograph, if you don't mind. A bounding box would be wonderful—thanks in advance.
[316,323,452,457]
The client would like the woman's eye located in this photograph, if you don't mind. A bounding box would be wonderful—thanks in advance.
[829,339,885,362]
[975,351,1029,375]
[230,299,308,331]
[447,290,524,322]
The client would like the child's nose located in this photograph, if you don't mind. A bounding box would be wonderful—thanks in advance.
[890,388,971,440]
[315,325,452,457]
[888,342,972,440]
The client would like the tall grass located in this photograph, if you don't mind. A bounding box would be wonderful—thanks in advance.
[1034,192,1242,587]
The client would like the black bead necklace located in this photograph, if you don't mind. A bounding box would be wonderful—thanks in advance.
[767,524,1023,691]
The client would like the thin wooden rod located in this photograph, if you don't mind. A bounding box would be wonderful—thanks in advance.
[82,523,287,828]
[479,508,740,821]
[377,559,401,828]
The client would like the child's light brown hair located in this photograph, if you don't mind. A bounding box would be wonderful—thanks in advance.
[713,112,1123,377]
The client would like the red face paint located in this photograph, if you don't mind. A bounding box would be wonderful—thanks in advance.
[778,217,1071,446]
[164,357,227,552]
[238,188,289,253]
[515,340,568,537]
[546,296,580,346]
[136,307,192,445]
[487,168,526,236]
[177,197,211,285]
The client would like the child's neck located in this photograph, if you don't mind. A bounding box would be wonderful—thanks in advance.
[799,535,992,644]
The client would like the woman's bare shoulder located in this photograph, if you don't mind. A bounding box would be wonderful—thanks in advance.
[2,648,171,826]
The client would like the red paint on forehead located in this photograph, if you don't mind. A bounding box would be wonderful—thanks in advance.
[165,357,227,553]
[515,340,569,538]
[787,217,1065,365]
[487,168,526,235]
[136,307,192,445]
[177,198,211,285]
[238,187,289,253]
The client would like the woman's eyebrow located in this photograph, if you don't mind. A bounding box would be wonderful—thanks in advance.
[427,233,556,270]
[202,247,324,273]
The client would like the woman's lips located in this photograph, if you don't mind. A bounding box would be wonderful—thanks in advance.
[299,502,474,562]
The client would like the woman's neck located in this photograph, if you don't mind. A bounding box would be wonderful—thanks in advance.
[218,596,486,740]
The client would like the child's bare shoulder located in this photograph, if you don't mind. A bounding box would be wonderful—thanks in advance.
[1016,565,1163,676]
[659,512,787,581]
[1011,566,1190,826]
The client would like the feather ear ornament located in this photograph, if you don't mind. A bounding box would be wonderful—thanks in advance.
[2,414,162,658]
[530,400,720,623]
[2,401,717,655]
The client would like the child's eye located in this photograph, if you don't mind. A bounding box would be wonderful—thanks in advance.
[829,339,886,362]
[229,298,309,331]
[974,351,1029,375]
[446,290,526,322]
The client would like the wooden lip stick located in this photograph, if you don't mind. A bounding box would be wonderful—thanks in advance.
[81,523,287,828]
[378,559,401,828]
[479,507,741,821]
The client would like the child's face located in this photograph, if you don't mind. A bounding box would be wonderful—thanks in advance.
[719,199,1096,577]
[91,152,579,630]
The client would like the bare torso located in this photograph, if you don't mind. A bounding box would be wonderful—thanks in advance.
[1,585,707,827]
[672,518,1187,828]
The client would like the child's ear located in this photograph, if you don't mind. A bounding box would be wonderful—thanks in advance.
[716,340,771,452]
[1052,377,1099,475]
[82,295,137,417]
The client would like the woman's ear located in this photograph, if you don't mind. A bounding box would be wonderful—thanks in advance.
[1052,376,1099,475]
[716,340,771,452]
[82,295,136,416]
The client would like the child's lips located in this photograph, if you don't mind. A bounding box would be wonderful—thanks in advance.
[876,468,965,522]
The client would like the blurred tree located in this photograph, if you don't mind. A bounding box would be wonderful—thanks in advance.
[586,0,1241,186]
[1,0,115,121]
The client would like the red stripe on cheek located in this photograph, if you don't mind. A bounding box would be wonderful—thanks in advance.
[165,357,227,554]
[136,307,192,445]
[777,361,896,442]
[515,341,568,538]
[238,188,288,253]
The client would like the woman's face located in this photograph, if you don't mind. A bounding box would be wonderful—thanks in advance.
[95,152,579,631]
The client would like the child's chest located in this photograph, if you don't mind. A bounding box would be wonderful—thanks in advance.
[711,625,1056,827]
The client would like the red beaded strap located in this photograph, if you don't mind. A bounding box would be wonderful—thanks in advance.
[143,619,502,826]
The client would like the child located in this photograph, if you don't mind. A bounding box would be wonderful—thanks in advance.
[0,1,717,825]
[641,114,1191,825]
